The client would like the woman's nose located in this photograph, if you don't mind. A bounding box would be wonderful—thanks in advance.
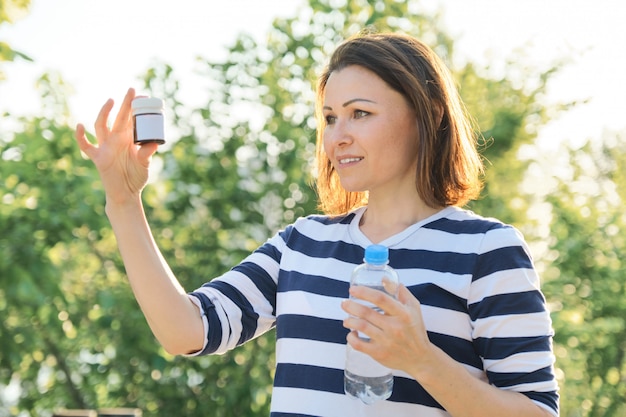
[326,119,353,147]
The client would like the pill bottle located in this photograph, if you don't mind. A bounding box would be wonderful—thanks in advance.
[131,97,165,144]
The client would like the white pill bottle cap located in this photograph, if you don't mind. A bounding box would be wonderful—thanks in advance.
[132,97,164,115]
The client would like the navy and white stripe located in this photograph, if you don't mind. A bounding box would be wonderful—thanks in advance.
[188,206,559,416]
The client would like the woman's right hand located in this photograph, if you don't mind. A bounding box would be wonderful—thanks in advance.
[75,88,159,206]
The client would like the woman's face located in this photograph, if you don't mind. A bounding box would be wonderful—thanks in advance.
[322,65,420,197]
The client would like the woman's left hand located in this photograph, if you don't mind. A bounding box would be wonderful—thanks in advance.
[342,283,435,377]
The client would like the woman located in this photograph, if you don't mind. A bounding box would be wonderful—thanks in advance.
[75,32,559,416]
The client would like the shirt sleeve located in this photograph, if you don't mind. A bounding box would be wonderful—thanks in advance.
[186,232,285,356]
[468,224,560,416]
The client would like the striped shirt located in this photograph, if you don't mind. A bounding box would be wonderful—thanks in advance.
[188,206,560,416]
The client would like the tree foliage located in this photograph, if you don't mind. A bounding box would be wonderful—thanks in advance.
[0,0,32,80]
[541,133,626,417]
[1,0,624,416]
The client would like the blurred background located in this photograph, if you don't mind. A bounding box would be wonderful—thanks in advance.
[1,0,625,416]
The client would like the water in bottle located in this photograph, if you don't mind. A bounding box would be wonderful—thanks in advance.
[344,244,399,404]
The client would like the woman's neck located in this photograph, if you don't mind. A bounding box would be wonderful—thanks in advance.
[359,194,442,243]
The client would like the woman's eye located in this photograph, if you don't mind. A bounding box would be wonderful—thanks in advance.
[354,110,369,119]
[325,115,336,125]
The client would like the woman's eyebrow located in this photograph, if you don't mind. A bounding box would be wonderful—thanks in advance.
[323,98,376,111]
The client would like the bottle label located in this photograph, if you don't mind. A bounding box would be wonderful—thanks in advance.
[134,114,165,143]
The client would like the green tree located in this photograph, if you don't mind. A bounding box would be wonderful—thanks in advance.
[0,0,32,80]
[541,133,626,417]
[0,73,113,414]
[459,56,571,228]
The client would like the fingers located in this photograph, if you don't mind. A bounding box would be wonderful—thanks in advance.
[343,317,380,350]
[397,284,419,307]
[343,299,381,322]
[382,276,399,296]
[76,88,146,166]
[342,296,387,343]
[350,284,419,313]
[137,141,159,163]
[75,123,94,158]
[94,98,115,142]
[346,329,371,350]
[342,284,422,337]
[348,284,398,315]
[111,87,135,133]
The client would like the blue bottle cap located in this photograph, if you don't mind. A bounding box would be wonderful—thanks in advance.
[364,244,389,265]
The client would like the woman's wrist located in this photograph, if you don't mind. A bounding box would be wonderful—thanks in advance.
[407,343,450,385]
[105,193,144,218]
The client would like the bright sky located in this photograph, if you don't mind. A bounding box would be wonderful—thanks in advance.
[1,0,625,150]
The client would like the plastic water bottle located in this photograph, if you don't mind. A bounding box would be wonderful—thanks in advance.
[344,244,399,404]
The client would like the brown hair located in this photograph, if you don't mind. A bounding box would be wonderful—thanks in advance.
[315,32,484,215]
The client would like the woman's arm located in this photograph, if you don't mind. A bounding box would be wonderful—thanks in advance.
[412,338,554,417]
[75,88,204,355]
[343,284,555,417]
